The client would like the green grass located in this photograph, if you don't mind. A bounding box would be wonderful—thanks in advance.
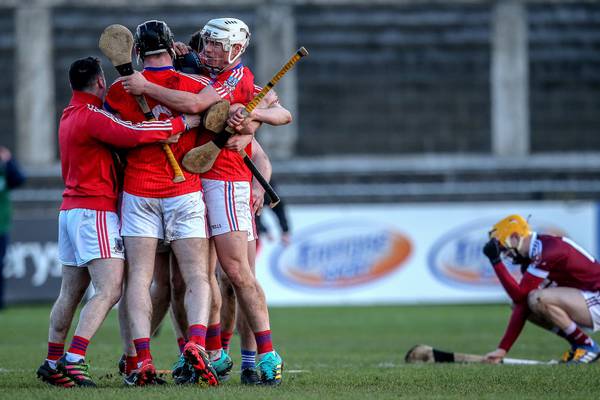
[1,303,599,399]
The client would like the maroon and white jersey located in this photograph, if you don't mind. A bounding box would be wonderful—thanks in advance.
[493,232,600,351]
[526,233,600,292]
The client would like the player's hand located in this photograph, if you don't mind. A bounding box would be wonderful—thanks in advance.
[173,41,191,56]
[183,114,201,129]
[227,104,255,135]
[281,232,291,246]
[252,183,266,215]
[484,348,506,364]
[121,71,147,95]
[228,106,253,127]
[161,133,181,144]
[224,133,253,152]
[483,238,502,265]
[0,146,12,163]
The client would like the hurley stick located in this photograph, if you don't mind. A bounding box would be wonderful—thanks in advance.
[404,344,556,365]
[182,47,309,207]
[99,24,186,183]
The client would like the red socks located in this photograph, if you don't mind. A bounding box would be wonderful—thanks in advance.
[133,338,152,362]
[221,331,234,352]
[67,336,90,358]
[188,324,207,348]
[47,342,64,362]
[255,330,273,355]
[206,324,222,353]
[177,337,186,354]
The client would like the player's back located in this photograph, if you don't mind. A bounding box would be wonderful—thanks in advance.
[59,92,120,211]
[534,234,600,291]
[105,67,206,198]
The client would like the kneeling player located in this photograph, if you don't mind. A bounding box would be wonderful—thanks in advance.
[483,214,600,364]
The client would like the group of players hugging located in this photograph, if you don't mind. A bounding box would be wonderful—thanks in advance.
[37,17,291,388]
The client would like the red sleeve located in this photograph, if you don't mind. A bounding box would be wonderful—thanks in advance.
[493,262,544,303]
[498,302,530,352]
[86,105,185,148]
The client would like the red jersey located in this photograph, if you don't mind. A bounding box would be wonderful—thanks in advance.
[59,91,185,212]
[494,233,600,351]
[105,66,210,198]
[527,234,600,291]
[199,65,257,182]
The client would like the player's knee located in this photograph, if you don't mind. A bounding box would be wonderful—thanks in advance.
[96,285,122,307]
[528,290,540,308]
[528,289,549,314]
[226,271,254,291]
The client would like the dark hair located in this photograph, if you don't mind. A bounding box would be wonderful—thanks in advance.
[188,30,203,52]
[69,57,102,91]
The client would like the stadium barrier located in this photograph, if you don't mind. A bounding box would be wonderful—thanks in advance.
[4,201,599,305]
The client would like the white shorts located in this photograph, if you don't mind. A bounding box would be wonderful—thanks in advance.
[58,209,125,267]
[202,179,255,241]
[582,290,600,332]
[120,191,208,242]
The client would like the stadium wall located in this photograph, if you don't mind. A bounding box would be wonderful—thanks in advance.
[5,201,598,305]
[1,1,599,162]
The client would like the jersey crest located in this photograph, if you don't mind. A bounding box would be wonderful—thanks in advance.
[530,238,543,266]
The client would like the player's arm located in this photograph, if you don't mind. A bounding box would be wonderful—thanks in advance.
[228,90,292,128]
[86,106,199,148]
[483,239,544,303]
[487,270,543,358]
[120,71,221,114]
[222,103,263,151]
[250,138,272,215]
[486,302,530,362]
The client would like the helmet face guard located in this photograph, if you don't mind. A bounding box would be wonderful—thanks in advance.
[134,20,175,60]
[489,214,532,255]
[198,18,250,74]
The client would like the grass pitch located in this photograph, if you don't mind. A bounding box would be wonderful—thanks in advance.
[1,303,599,399]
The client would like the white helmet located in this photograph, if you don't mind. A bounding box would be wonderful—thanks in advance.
[199,18,250,73]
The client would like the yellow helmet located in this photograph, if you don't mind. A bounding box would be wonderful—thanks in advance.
[489,214,531,248]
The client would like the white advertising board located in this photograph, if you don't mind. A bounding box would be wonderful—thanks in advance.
[255,202,598,306]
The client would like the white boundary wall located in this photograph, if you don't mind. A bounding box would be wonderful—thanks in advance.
[256,201,598,306]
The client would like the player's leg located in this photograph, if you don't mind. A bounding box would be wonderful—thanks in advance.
[123,236,158,382]
[40,209,125,388]
[120,192,163,385]
[205,241,233,381]
[529,287,599,363]
[238,238,259,385]
[219,265,236,354]
[59,258,124,386]
[117,268,137,376]
[166,191,217,386]
[525,308,578,362]
[204,178,281,385]
[168,255,194,384]
[150,248,172,336]
[214,232,281,385]
[171,237,217,385]
[170,254,189,351]
[38,265,89,388]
